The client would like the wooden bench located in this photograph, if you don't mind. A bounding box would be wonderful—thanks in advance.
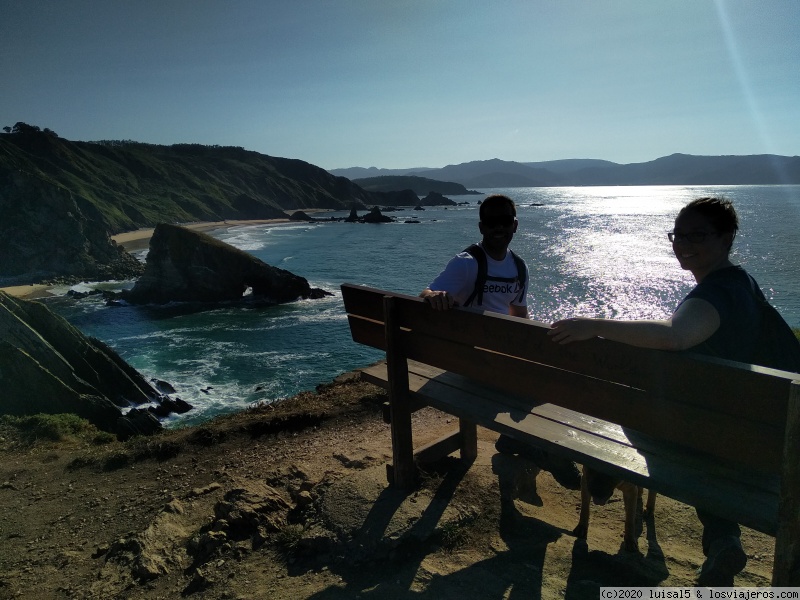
[341,283,800,585]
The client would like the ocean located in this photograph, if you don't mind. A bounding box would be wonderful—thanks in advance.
[44,185,800,428]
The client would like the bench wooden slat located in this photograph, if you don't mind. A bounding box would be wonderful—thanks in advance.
[361,361,779,534]
[344,284,795,428]
[400,362,765,476]
[364,361,779,488]
[351,313,784,470]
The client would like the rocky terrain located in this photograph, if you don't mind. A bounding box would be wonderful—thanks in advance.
[0,372,776,599]
[0,291,173,437]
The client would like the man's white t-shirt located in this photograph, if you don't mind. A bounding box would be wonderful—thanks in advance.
[428,245,529,314]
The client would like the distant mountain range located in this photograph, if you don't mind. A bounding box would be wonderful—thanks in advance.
[330,154,800,188]
[352,175,479,196]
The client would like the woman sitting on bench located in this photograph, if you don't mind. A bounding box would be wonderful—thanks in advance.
[548,196,798,586]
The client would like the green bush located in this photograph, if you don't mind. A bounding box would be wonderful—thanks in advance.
[1,413,96,442]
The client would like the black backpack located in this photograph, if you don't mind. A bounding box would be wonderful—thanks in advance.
[747,275,800,373]
[463,244,527,308]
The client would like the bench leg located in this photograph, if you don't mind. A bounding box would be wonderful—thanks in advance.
[389,398,415,488]
[384,295,415,488]
[772,381,800,585]
[459,419,478,462]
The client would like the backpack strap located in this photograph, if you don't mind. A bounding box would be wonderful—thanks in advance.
[463,244,527,307]
[463,244,486,307]
[509,249,527,303]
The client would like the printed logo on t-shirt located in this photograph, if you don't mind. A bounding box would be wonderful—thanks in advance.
[484,282,521,295]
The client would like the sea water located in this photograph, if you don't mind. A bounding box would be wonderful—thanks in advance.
[44,185,800,427]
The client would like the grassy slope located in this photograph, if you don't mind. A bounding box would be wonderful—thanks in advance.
[0,133,379,233]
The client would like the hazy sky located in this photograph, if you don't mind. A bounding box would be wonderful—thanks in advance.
[1,1,798,169]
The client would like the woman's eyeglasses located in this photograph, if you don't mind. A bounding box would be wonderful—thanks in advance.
[667,231,718,243]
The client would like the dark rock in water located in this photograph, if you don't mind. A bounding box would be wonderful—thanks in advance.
[0,291,165,437]
[420,191,457,207]
[362,207,393,223]
[414,205,425,211]
[153,379,177,394]
[171,397,193,414]
[345,207,360,222]
[120,223,330,305]
[289,210,312,221]
[344,205,395,224]
[148,397,193,418]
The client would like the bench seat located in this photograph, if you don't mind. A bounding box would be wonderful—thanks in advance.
[361,360,780,536]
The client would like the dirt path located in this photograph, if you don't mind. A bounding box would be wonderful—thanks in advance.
[0,374,775,599]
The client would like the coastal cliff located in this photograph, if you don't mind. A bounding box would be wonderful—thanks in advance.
[0,126,417,285]
[0,291,176,436]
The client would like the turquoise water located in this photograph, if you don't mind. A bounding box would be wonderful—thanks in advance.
[45,185,800,427]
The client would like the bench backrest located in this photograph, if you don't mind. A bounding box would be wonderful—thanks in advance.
[342,283,800,473]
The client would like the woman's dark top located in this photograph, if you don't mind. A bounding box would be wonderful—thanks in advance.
[679,265,762,363]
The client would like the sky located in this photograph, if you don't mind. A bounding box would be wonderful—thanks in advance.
[1,1,798,170]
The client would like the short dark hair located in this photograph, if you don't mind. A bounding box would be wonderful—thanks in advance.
[479,194,516,221]
[679,196,739,235]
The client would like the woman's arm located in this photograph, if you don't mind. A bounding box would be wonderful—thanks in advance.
[548,298,720,350]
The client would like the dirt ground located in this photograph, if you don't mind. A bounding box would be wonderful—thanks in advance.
[0,371,776,599]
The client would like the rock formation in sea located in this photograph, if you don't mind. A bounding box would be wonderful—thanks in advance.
[362,207,394,223]
[120,223,330,305]
[419,191,457,207]
[0,291,171,437]
[344,206,394,224]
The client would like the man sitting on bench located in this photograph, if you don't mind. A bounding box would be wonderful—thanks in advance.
[420,193,581,492]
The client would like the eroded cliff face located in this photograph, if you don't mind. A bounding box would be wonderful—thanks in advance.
[0,292,166,436]
[0,170,144,284]
[121,224,329,305]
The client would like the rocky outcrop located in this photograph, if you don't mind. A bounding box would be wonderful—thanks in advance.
[419,191,457,207]
[120,224,330,305]
[362,207,393,223]
[345,207,394,224]
[0,291,168,436]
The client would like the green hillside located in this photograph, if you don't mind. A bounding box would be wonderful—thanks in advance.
[0,126,387,233]
[0,124,412,283]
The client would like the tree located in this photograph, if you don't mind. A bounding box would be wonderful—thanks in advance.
[11,122,41,134]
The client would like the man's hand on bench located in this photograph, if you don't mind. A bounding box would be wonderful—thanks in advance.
[420,289,456,311]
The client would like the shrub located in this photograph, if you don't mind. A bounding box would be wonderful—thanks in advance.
[0,413,101,444]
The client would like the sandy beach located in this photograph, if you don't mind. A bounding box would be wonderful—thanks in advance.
[110,218,292,251]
